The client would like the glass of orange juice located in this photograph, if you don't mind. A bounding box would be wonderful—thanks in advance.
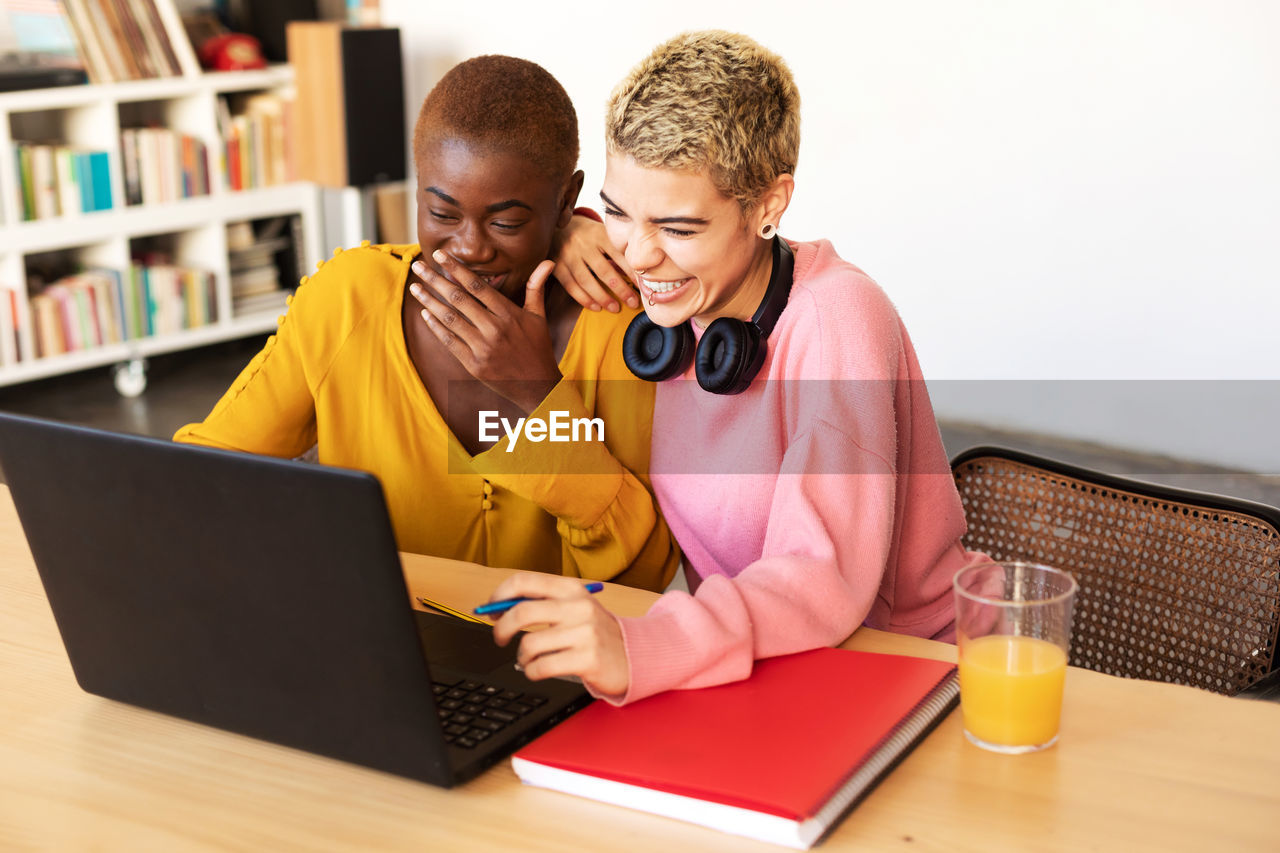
[953,561,1077,753]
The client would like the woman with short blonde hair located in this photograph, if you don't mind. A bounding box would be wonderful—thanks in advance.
[491,31,985,703]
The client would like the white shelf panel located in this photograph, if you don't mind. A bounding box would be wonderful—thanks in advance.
[0,313,281,388]
[0,66,296,112]
[0,184,319,253]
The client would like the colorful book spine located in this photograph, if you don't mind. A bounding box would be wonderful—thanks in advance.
[94,271,124,345]
[30,146,59,219]
[113,268,132,342]
[30,294,65,358]
[74,152,93,212]
[129,264,148,339]
[196,139,209,195]
[88,151,112,211]
[73,282,98,347]
[55,148,82,217]
[0,288,16,366]
[18,147,35,221]
[12,144,114,218]
[121,130,142,205]
[141,266,156,336]
[180,136,193,198]
[226,129,242,192]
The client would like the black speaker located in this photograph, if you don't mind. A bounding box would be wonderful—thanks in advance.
[243,0,319,63]
[288,22,407,188]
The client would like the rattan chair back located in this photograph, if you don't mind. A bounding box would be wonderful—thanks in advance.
[951,446,1280,695]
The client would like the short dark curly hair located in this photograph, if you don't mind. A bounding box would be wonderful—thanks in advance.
[413,55,578,181]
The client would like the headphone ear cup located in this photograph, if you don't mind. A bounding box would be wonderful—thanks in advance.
[623,313,696,382]
[695,318,763,395]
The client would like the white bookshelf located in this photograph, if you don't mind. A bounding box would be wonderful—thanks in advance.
[0,66,321,395]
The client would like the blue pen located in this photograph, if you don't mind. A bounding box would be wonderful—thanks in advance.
[474,581,604,616]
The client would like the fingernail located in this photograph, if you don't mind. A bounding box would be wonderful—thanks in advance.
[513,661,525,673]
[421,309,430,322]
[589,303,601,311]
[626,296,640,309]
[432,249,446,263]
[409,282,421,297]
[607,302,620,313]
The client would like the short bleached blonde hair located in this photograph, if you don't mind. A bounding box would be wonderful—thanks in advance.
[606,30,800,211]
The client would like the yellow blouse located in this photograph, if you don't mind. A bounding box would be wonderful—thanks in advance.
[175,243,678,592]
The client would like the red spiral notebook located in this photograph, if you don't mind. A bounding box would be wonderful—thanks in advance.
[511,647,958,849]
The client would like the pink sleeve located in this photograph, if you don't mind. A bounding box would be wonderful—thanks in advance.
[609,419,898,704]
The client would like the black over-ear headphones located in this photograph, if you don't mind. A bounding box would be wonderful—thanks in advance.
[622,236,795,395]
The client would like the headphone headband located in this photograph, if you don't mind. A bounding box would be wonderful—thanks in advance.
[750,236,795,335]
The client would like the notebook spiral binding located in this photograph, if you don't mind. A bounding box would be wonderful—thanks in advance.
[804,672,960,845]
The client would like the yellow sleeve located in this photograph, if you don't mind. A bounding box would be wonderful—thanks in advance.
[471,311,680,592]
[172,251,365,456]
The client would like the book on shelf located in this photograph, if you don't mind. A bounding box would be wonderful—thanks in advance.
[0,287,18,366]
[231,289,287,316]
[511,647,959,850]
[13,143,112,219]
[146,0,197,76]
[129,0,176,77]
[217,91,294,192]
[86,149,109,209]
[29,144,58,219]
[53,147,79,217]
[32,271,121,354]
[130,262,214,336]
[98,0,141,79]
[226,215,303,317]
[230,263,279,295]
[120,127,209,205]
[52,0,192,83]
[74,0,125,81]
[25,262,213,359]
[30,290,62,357]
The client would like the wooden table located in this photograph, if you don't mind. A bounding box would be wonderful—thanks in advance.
[1,485,1277,851]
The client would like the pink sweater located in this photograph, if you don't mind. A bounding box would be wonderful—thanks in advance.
[614,239,982,704]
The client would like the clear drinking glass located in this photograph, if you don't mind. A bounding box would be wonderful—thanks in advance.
[953,561,1078,754]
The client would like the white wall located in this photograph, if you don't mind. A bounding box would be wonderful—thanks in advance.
[379,0,1280,471]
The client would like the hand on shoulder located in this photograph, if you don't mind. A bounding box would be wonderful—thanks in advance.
[550,213,639,314]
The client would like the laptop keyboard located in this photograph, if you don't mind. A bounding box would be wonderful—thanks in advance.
[432,675,549,749]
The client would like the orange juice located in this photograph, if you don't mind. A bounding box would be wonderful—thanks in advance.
[958,634,1067,748]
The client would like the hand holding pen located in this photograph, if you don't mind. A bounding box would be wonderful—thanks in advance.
[484,575,629,698]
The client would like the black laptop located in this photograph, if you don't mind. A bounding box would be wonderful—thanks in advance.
[0,412,589,787]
